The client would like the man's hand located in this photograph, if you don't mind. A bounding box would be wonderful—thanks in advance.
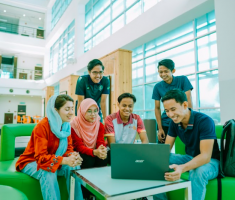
[94,145,107,160]
[158,129,166,143]
[165,164,183,181]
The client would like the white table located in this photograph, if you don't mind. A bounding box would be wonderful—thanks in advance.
[70,166,192,200]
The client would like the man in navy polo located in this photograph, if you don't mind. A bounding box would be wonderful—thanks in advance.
[152,59,193,143]
[75,59,110,122]
[162,89,220,200]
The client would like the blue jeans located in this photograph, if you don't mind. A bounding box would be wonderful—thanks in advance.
[22,161,83,200]
[169,153,219,200]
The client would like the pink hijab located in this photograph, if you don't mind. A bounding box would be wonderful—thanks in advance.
[70,98,101,149]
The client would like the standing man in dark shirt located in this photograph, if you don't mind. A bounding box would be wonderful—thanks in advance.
[162,89,220,200]
[75,59,110,122]
[152,59,193,143]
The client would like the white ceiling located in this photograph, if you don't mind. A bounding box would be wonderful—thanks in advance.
[8,0,49,8]
[0,0,49,11]
[0,3,45,28]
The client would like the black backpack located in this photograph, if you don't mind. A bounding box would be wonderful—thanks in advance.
[217,119,235,200]
[220,119,235,177]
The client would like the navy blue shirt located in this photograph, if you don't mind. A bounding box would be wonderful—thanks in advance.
[168,109,220,160]
[152,75,193,127]
[75,75,110,116]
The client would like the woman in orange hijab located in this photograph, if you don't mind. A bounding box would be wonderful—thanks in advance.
[71,98,107,169]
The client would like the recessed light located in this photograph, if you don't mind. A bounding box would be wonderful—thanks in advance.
[3,10,6,12]
[39,17,41,20]
[23,14,26,17]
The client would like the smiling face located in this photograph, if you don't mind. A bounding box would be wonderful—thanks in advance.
[88,65,104,83]
[158,65,175,84]
[163,99,188,124]
[84,105,99,123]
[56,101,74,123]
[118,97,134,120]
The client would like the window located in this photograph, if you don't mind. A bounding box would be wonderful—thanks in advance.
[51,0,73,30]
[54,84,60,96]
[132,11,220,123]
[84,0,161,52]
[49,20,75,77]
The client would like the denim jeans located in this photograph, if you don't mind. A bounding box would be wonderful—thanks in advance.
[22,161,83,200]
[169,153,219,200]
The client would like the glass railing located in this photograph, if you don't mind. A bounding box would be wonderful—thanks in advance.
[0,66,43,80]
[0,22,45,39]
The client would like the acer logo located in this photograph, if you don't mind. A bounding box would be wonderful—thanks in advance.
[135,160,144,163]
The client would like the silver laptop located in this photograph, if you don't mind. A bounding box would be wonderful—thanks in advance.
[111,143,170,180]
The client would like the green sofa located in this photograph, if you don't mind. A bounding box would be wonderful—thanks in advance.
[168,125,235,200]
[0,185,28,200]
[0,124,68,200]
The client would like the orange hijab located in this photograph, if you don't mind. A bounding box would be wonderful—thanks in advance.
[70,98,101,149]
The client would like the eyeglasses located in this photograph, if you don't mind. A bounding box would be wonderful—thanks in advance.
[91,71,104,76]
[86,110,98,115]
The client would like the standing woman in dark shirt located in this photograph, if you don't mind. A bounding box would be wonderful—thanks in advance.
[75,59,110,122]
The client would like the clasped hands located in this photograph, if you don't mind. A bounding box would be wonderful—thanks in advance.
[93,145,107,160]
[62,152,83,167]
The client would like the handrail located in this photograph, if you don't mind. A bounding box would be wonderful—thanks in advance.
[0,21,45,39]
[0,65,43,80]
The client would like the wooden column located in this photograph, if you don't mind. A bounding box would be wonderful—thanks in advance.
[100,49,132,113]
[60,75,79,116]
[43,86,54,116]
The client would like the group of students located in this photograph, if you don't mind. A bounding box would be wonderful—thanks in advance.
[15,58,220,200]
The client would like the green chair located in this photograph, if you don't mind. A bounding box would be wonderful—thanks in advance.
[0,124,68,200]
[167,125,235,200]
[0,185,28,200]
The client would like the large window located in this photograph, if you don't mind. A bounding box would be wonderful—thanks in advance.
[132,11,220,124]
[51,0,73,30]
[49,20,75,77]
[84,0,162,52]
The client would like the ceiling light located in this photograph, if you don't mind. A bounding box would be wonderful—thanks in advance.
[39,18,41,20]
[23,14,26,17]
[3,10,6,12]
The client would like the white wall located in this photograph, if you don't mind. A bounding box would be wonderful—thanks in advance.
[0,32,45,56]
[0,78,46,91]
[17,55,43,69]
[45,0,214,86]
[18,18,44,37]
[215,0,235,123]
[16,55,44,80]
[44,0,86,78]
[0,95,42,125]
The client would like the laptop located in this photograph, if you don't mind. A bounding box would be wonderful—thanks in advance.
[111,143,170,180]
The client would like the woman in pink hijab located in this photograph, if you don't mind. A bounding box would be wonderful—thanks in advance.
[71,98,107,169]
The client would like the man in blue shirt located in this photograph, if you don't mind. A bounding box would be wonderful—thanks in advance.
[152,59,193,143]
[162,89,220,200]
[75,59,110,122]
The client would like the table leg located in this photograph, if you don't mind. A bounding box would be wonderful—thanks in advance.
[70,176,75,200]
[185,182,192,200]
